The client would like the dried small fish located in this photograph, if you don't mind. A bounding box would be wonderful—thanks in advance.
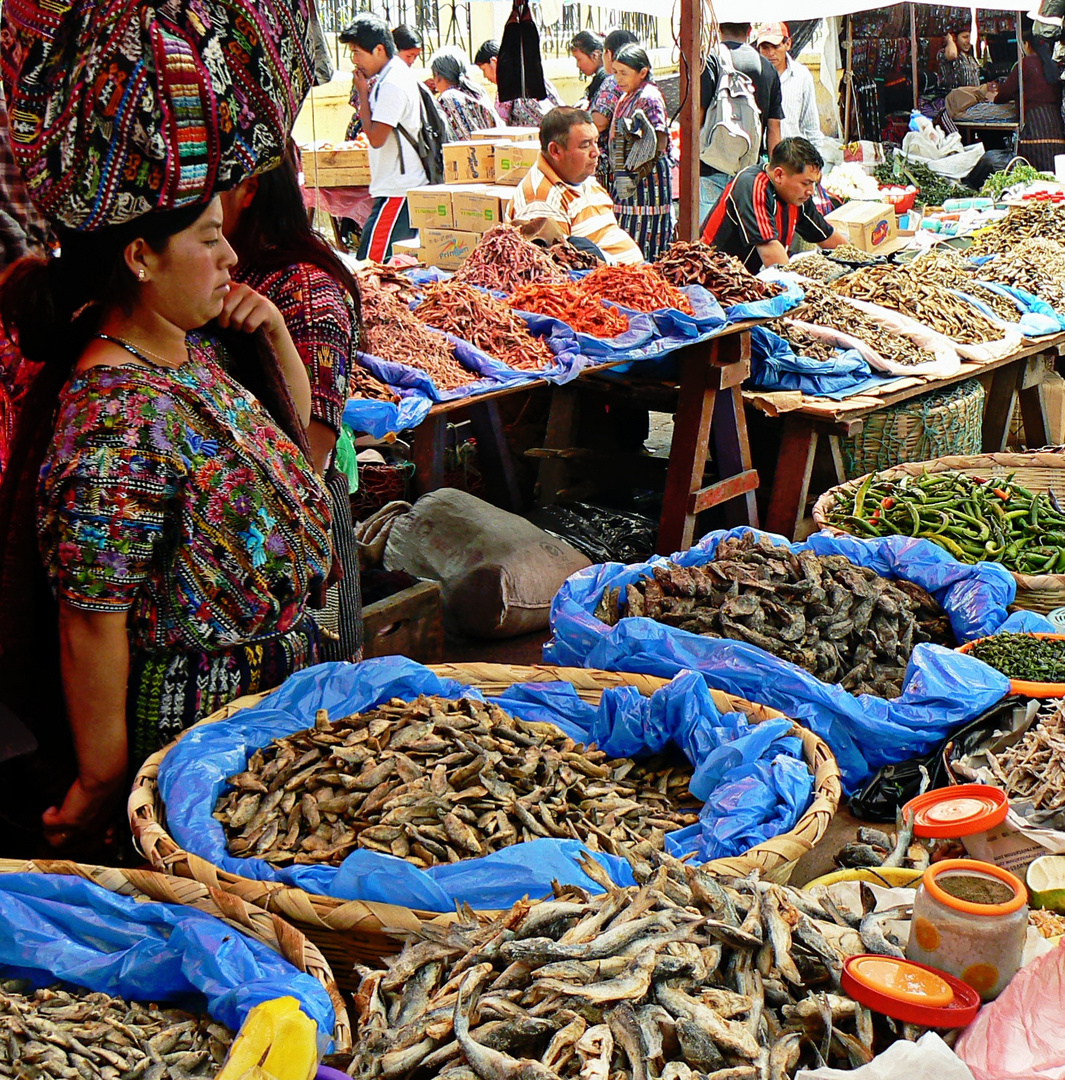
[326,856,931,1080]
[653,242,780,306]
[985,699,1065,826]
[970,238,1065,312]
[0,983,231,1080]
[215,696,701,868]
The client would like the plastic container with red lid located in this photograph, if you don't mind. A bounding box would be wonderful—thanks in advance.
[841,954,981,1027]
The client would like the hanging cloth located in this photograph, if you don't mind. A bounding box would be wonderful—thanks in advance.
[497,0,547,103]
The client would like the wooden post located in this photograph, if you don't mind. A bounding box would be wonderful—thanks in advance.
[677,0,704,240]
[843,14,854,143]
[1017,11,1026,132]
[910,3,919,112]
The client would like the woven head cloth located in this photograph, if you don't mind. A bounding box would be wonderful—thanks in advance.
[1,0,316,231]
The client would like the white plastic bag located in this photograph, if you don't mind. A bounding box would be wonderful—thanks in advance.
[797,1032,976,1080]
[900,134,986,179]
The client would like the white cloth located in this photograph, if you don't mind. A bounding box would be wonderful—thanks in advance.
[367,56,427,198]
[779,54,823,149]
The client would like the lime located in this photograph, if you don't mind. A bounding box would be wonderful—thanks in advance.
[1026,855,1065,911]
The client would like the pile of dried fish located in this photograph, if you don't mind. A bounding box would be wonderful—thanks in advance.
[416,282,556,371]
[767,321,842,363]
[985,699,1065,820]
[793,284,932,367]
[214,695,700,868]
[0,982,231,1080]
[354,262,423,305]
[968,201,1065,254]
[825,244,883,266]
[969,238,1065,312]
[351,362,402,404]
[453,226,568,293]
[905,252,1022,323]
[831,264,1004,344]
[593,533,954,698]
[653,242,781,305]
[788,254,850,284]
[329,855,923,1080]
[547,240,601,272]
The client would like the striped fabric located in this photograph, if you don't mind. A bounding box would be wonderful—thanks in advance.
[506,153,643,264]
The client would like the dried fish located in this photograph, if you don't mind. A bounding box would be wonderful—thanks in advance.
[215,695,701,868]
[985,699,1065,825]
[653,243,780,306]
[593,533,955,698]
[764,322,841,363]
[904,251,1023,323]
[968,201,1065,254]
[452,226,568,293]
[969,238,1065,312]
[326,855,930,1080]
[787,254,849,284]
[0,983,230,1080]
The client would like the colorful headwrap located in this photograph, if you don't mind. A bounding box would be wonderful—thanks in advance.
[1,0,316,230]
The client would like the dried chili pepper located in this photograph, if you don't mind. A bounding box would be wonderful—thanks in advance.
[577,263,695,315]
[507,283,630,338]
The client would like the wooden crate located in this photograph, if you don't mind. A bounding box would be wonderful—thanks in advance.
[302,146,371,188]
[362,580,444,663]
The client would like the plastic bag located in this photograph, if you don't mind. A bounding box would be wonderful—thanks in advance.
[956,943,1065,1079]
[524,502,658,565]
[965,281,1065,337]
[0,873,335,1041]
[342,390,433,440]
[546,526,1020,792]
[749,325,872,395]
[157,658,813,912]
[798,1031,976,1079]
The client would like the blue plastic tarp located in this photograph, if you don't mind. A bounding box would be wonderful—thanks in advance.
[0,873,336,1041]
[951,286,1063,338]
[157,658,813,912]
[748,325,873,394]
[546,526,1054,793]
[724,276,805,323]
[342,386,433,439]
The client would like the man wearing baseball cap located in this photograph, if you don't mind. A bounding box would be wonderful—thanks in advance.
[753,22,823,150]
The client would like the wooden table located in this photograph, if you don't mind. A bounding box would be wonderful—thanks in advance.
[755,334,1063,541]
[407,321,761,556]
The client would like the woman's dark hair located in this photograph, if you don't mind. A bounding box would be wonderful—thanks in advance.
[603,29,639,55]
[430,49,482,98]
[392,24,423,52]
[570,30,604,57]
[226,145,362,336]
[474,39,499,65]
[612,43,653,80]
[338,13,395,57]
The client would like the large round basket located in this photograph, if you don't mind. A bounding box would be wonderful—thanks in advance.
[0,858,350,1051]
[812,450,1065,613]
[129,663,841,992]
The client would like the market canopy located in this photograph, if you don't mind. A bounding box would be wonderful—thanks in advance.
[542,0,1040,20]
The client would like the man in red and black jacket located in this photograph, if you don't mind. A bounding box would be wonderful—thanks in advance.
[701,137,845,274]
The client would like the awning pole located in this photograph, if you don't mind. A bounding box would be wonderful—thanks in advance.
[910,3,919,112]
[678,0,704,240]
[844,13,854,143]
[1017,11,1026,134]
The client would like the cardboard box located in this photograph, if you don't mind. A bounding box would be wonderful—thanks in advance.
[443,141,495,184]
[392,236,422,261]
[825,201,898,253]
[407,185,455,230]
[300,144,371,187]
[470,126,540,142]
[492,141,540,185]
[451,186,507,233]
[421,227,480,270]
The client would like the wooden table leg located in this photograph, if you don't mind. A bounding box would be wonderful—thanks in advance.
[465,399,523,512]
[712,383,760,530]
[764,414,819,541]
[535,383,580,506]
[981,361,1021,452]
[1018,353,1050,448]
[410,413,446,498]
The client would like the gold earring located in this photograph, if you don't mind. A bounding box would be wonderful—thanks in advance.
[138,269,146,281]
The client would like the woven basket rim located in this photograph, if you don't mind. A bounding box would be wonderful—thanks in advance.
[128,663,841,932]
[0,858,350,1051]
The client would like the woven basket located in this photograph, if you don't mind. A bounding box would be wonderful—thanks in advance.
[812,450,1065,613]
[0,859,350,1051]
[839,378,985,480]
[129,663,841,991]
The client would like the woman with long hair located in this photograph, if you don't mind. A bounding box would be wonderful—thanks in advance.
[429,48,499,141]
[571,30,607,108]
[220,145,364,663]
[0,199,332,854]
[609,43,675,260]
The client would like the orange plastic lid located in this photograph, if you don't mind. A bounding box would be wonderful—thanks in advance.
[905,784,1009,838]
[923,858,1027,916]
[842,955,981,1027]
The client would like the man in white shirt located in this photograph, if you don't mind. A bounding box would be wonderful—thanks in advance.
[754,23,823,150]
[349,12,428,261]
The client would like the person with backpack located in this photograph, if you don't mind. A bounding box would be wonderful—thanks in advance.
[754,23,822,149]
[700,137,844,273]
[699,22,784,225]
[348,13,441,261]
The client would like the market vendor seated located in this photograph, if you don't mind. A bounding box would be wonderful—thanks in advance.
[505,106,643,265]
[700,136,844,274]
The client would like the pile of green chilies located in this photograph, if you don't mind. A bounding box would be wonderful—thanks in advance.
[824,470,1065,573]
[968,633,1065,682]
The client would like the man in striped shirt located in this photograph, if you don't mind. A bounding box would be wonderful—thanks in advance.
[506,107,643,265]
[701,137,844,273]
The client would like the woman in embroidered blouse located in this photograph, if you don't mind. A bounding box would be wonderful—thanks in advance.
[590,29,638,189]
[430,48,499,142]
[220,146,364,663]
[0,198,332,851]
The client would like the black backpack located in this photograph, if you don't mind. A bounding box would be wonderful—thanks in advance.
[396,83,446,185]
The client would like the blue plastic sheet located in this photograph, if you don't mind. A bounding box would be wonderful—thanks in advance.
[342,387,433,438]
[749,325,873,394]
[157,658,813,911]
[0,873,335,1040]
[724,276,804,322]
[950,287,1062,339]
[545,526,1049,792]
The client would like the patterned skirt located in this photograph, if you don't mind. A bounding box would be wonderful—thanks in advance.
[613,156,675,262]
[1019,103,1065,174]
[127,619,320,763]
